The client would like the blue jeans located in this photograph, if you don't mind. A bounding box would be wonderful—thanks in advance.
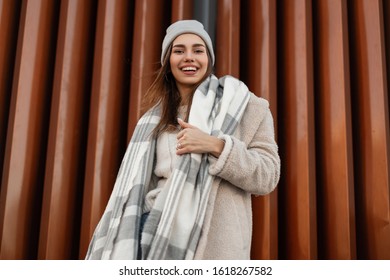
[137,212,149,260]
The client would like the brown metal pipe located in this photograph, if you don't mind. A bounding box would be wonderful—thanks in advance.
[240,0,278,260]
[349,0,390,259]
[79,0,133,258]
[278,0,317,260]
[0,0,58,259]
[0,0,21,193]
[314,0,356,259]
[38,0,95,260]
[215,0,240,77]
[127,0,169,139]
[1,0,390,260]
[171,0,193,21]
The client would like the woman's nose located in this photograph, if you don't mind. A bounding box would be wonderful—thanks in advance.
[184,51,194,61]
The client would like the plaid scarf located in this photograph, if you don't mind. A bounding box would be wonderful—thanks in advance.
[85,75,250,259]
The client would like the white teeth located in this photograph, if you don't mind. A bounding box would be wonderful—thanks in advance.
[182,67,196,71]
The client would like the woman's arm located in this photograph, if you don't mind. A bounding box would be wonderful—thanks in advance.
[208,107,280,195]
[175,97,280,195]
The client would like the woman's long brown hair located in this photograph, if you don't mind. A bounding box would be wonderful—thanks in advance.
[141,43,214,137]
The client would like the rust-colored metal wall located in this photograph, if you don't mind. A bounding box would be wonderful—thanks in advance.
[0,0,389,260]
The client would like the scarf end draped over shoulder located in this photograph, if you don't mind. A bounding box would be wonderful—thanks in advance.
[85,75,250,260]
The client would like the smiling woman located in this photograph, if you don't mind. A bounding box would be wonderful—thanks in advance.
[85,20,280,260]
[170,34,209,98]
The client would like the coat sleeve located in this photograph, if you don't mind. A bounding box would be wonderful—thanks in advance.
[208,98,280,195]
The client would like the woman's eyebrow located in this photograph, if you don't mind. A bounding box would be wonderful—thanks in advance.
[172,43,206,48]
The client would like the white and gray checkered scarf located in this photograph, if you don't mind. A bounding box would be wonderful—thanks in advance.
[85,74,250,259]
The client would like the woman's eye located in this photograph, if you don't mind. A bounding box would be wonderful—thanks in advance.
[194,49,204,53]
[173,49,184,54]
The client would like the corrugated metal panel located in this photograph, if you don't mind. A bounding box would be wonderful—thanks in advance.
[0,0,59,259]
[0,0,21,184]
[39,0,96,260]
[278,0,317,259]
[0,0,389,260]
[215,0,240,77]
[241,0,278,260]
[349,0,390,259]
[78,0,133,258]
[313,0,356,260]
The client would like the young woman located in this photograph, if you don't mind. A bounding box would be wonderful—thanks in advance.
[86,20,280,260]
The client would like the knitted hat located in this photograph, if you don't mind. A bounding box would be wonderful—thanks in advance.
[161,20,215,66]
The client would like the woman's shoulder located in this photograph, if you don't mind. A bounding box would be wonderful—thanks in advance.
[248,92,269,107]
[219,75,270,108]
[237,93,273,136]
[246,93,270,118]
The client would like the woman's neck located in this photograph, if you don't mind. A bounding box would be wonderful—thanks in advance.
[178,85,194,106]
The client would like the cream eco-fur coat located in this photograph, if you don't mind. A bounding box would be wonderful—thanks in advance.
[193,94,280,259]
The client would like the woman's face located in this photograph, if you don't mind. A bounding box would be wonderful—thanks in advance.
[170,33,209,94]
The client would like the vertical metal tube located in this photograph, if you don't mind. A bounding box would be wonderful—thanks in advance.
[241,0,278,260]
[313,0,356,259]
[172,0,193,21]
[278,0,317,259]
[0,0,21,182]
[193,0,217,44]
[127,0,169,139]
[78,0,133,258]
[215,0,240,77]
[0,0,59,259]
[38,0,96,260]
[349,0,390,259]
